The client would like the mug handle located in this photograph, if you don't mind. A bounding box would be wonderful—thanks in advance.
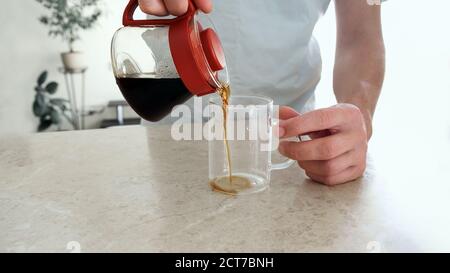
[271,155,295,170]
[270,119,296,171]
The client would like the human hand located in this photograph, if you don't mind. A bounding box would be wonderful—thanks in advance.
[278,104,369,186]
[138,0,212,16]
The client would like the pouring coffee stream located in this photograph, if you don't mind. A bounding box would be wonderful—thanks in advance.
[217,85,232,184]
[209,85,253,195]
[112,0,251,194]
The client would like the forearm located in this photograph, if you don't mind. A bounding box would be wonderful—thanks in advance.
[333,40,385,139]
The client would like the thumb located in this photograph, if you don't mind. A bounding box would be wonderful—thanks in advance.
[277,106,300,138]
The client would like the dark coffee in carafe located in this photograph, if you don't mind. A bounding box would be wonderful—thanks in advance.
[115,75,192,122]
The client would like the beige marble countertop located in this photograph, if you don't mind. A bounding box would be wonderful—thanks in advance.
[1,125,450,252]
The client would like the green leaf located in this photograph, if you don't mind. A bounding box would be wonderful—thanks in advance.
[39,16,49,25]
[37,71,48,86]
[38,116,52,132]
[50,108,60,124]
[50,98,69,107]
[36,0,102,45]
[33,101,43,117]
[34,86,45,92]
[45,82,58,94]
[36,92,46,105]
[32,93,48,116]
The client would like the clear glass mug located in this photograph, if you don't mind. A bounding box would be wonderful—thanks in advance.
[207,95,295,195]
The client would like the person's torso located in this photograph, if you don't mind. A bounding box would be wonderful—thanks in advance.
[210,0,331,109]
[144,0,331,125]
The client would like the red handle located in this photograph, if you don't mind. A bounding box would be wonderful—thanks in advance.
[123,0,196,26]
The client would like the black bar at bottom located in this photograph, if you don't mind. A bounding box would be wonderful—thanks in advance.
[2,253,447,272]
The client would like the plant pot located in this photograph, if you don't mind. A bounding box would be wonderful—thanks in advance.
[61,51,86,71]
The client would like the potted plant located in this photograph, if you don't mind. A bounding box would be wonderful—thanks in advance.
[32,71,76,131]
[36,0,102,70]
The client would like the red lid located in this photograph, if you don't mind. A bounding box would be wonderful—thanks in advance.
[122,0,227,96]
[200,28,226,71]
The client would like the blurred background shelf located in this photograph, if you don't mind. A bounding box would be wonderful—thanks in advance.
[100,100,141,128]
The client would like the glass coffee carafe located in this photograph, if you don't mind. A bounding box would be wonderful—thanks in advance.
[111,0,229,122]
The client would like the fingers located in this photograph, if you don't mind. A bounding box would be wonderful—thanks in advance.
[306,130,332,139]
[193,0,213,13]
[278,104,369,186]
[279,133,357,161]
[139,0,212,16]
[278,106,300,137]
[299,144,366,176]
[298,149,357,177]
[139,0,168,16]
[279,106,299,120]
[305,163,365,186]
[280,104,362,138]
[164,0,189,16]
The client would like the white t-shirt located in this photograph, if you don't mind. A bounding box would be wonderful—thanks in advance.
[143,0,331,125]
[210,0,331,111]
